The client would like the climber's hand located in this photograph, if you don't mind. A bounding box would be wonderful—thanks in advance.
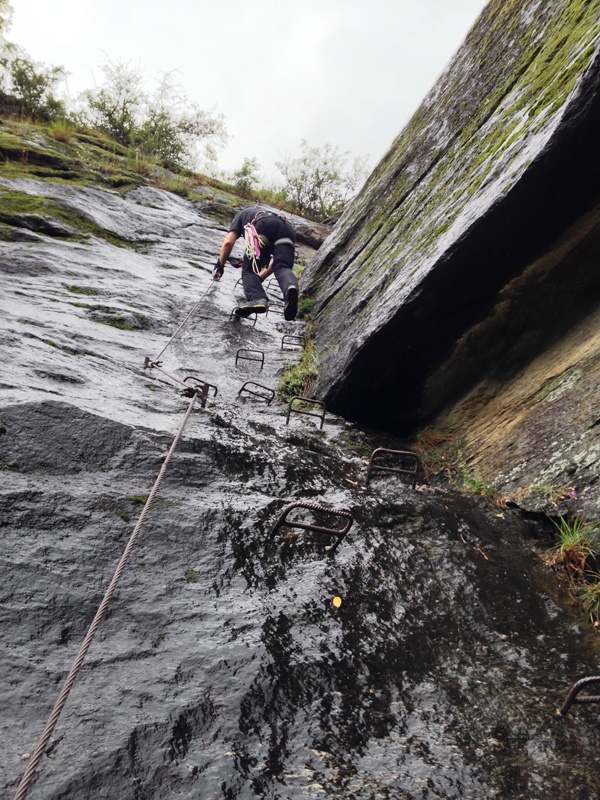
[212,260,224,280]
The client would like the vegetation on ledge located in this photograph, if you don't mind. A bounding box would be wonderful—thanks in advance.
[544,515,600,628]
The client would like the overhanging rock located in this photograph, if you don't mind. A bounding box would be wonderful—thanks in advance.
[305,0,600,437]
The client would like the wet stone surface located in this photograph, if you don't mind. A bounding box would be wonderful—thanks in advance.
[1,180,600,799]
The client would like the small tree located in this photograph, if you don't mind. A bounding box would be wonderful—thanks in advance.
[81,62,227,169]
[276,140,369,221]
[233,157,260,195]
[0,2,66,120]
[0,47,66,120]
[4,56,65,118]
[135,71,227,169]
[82,60,144,145]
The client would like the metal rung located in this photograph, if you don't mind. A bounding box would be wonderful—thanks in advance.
[269,500,353,553]
[235,348,265,369]
[560,676,600,715]
[365,448,420,489]
[182,375,218,408]
[238,381,275,404]
[286,396,326,429]
[229,309,258,326]
[281,334,304,350]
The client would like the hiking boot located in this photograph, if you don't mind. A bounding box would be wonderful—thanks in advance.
[234,298,268,317]
[284,286,298,321]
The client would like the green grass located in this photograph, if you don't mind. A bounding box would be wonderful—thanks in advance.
[49,120,76,143]
[414,429,463,481]
[543,515,600,629]
[83,305,151,331]
[296,296,315,320]
[0,222,16,241]
[42,338,79,356]
[545,516,599,578]
[127,495,149,505]
[0,185,138,248]
[579,577,600,625]
[66,284,101,295]
[459,467,498,499]
[95,313,149,331]
[277,337,319,403]
[0,117,313,221]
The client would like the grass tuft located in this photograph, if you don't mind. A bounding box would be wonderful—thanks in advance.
[579,577,600,626]
[277,337,319,403]
[459,466,497,499]
[543,515,600,630]
[128,495,149,505]
[544,516,599,578]
[297,296,315,320]
[49,120,76,143]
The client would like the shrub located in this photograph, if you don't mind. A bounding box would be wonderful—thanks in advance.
[232,156,260,196]
[252,184,289,210]
[82,63,227,170]
[276,139,368,221]
[0,48,65,120]
[82,60,142,146]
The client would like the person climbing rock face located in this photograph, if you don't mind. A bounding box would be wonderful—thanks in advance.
[213,206,299,321]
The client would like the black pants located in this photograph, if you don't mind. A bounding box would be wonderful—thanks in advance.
[241,215,299,302]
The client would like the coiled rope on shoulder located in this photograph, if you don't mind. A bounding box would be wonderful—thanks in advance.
[12,390,200,800]
[243,222,264,275]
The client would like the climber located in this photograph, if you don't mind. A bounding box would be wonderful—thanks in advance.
[213,206,299,321]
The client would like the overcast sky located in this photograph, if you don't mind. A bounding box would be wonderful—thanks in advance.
[9,0,488,183]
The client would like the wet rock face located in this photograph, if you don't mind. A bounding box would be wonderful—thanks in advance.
[303,0,600,512]
[1,174,600,799]
[2,398,600,799]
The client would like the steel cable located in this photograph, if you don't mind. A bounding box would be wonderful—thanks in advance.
[153,277,215,363]
[12,391,199,800]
